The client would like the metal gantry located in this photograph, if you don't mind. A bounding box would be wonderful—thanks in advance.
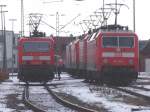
[29,13,43,36]
[56,12,59,37]
[49,12,65,37]
[75,0,131,33]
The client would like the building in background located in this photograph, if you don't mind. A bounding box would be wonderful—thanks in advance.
[53,36,75,59]
[0,30,19,72]
[140,39,150,72]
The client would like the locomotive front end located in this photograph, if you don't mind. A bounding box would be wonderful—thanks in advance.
[100,32,139,84]
[18,38,55,82]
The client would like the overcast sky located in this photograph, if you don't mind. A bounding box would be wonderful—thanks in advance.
[0,0,149,40]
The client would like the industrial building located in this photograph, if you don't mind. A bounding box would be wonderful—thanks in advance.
[0,30,18,72]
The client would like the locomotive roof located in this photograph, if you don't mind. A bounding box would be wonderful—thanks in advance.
[91,24,134,33]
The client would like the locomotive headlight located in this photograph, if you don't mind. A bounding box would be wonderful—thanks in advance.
[129,59,134,65]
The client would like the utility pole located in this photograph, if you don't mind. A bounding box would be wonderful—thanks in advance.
[50,12,65,37]
[115,0,117,25]
[133,0,135,32]
[21,0,24,37]
[0,5,7,72]
[102,0,105,22]
[9,19,17,75]
[0,5,6,35]
[43,1,64,37]
[56,12,65,37]
[9,19,17,32]
[0,5,6,72]
[56,12,59,37]
[3,11,8,72]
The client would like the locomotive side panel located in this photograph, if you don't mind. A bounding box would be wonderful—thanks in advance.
[75,40,80,69]
[79,41,84,69]
[87,40,96,71]
[71,43,76,69]
[65,45,71,68]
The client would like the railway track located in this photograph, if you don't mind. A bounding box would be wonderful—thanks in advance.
[45,85,98,112]
[87,74,150,103]
[22,84,98,112]
[20,72,150,112]
[130,85,150,91]
[88,83,150,111]
[138,77,150,80]
[111,85,150,103]
[23,85,47,112]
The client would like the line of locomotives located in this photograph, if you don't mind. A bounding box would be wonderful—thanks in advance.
[18,36,55,83]
[65,25,139,85]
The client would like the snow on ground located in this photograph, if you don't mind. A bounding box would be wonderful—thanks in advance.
[139,72,150,78]
[0,73,33,112]
[1,72,149,112]
[136,79,150,83]
[136,84,150,89]
[0,84,16,112]
[120,86,150,97]
[141,85,150,89]
[29,86,77,112]
[52,73,150,112]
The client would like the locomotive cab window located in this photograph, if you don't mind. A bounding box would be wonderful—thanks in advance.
[119,37,134,48]
[102,37,118,47]
[23,42,50,52]
[102,36,134,48]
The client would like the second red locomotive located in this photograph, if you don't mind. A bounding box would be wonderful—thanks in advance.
[66,25,139,85]
[18,37,55,82]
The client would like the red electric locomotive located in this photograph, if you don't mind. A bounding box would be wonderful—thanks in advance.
[18,37,55,82]
[66,25,139,85]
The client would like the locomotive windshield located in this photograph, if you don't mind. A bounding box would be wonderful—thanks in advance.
[103,37,118,47]
[119,37,134,48]
[102,36,134,48]
[23,42,50,52]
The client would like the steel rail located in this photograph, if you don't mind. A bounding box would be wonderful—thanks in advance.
[130,85,150,91]
[112,86,150,102]
[45,85,98,112]
[23,85,47,112]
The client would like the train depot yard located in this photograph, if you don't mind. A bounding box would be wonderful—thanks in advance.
[0,72,149,112]
[1,0,150,112]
